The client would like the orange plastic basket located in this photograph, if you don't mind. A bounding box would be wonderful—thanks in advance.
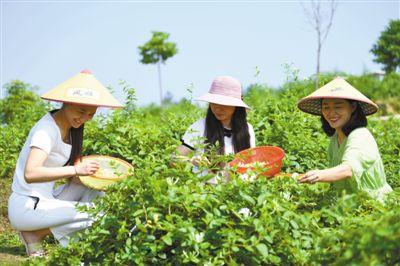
[229,146,285,178]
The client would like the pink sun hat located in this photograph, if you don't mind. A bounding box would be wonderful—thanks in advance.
[196,76,251,109]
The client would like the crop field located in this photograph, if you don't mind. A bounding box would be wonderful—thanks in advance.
[1,73,400,265]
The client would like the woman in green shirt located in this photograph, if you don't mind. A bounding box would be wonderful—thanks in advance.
[297,77,392,200]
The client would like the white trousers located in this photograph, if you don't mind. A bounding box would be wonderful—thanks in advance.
[8,182,104,247]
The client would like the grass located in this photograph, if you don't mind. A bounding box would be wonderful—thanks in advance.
[0,179,27,265]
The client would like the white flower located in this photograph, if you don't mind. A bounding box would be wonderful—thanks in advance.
[281,191,291,200]
[291,173,299,180]
[166,177,173,186]
[238,207,251,218]
[240,173,256,182]
[166,177,179,185]
[128,225,137,237]
[194,232,204,243]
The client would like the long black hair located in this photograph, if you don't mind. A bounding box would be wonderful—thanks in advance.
[204,106,250,154]
[51,108,85,166]
[68,124,84,165]
[321,100,367,137]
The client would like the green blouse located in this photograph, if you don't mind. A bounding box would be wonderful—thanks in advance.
[328,127,392,200]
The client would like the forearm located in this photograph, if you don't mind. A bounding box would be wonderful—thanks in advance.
[171,145,189,167]
[172,145,211,168]
[319,164,353,182]
[24,165,76,183]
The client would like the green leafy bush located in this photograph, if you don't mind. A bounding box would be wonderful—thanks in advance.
[41,77,400,265]
[0,80,49,179]
[2,75,399,265]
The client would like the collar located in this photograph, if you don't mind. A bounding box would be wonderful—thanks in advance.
[223,128,233,138]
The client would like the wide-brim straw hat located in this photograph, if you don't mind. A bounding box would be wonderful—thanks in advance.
[41,70,123,108]
[196,75,251,109]
[297,77,378,116]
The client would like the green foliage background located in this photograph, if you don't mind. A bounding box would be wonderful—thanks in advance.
[371,19,400,73]
[1,73,400,265]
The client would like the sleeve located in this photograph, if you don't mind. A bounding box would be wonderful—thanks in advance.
[341,128,379,186]
[29,124,58,155]
[181,119,205,150]
[248,123,256,148]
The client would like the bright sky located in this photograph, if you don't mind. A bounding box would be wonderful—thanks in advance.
[1,1,399,105]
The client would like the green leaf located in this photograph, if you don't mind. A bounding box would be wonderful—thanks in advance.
[239,191,256,205]
[161,234,172,246]
[256,243,269,256]
[290,220,299,230]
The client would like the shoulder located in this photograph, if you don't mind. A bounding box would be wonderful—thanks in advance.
[30,113,59,139]
[186,118,206,133]
[247,122,254,131]
[346,127,378,153]
[247,122,256,146]
[181,118,206,148]
[348,127,375,142]
[247,122,255,136]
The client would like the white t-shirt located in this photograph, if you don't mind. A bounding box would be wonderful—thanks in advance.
[181,118,256,155]
[11,113,72,199]
[181,118,256,183]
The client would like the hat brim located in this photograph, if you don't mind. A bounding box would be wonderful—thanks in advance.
[195,93,251,109]
[41,97,123,109]
[297,96,379,116]
[297,77,379,116]
[41,72,123,109]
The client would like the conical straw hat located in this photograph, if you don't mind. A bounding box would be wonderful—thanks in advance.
[41,70,123,108]
[297,77,378,116]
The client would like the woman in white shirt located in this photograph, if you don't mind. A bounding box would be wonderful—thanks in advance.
[7,70,122,256]
[177,76,256,182]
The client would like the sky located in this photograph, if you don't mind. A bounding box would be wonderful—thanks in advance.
[1,0,399,106]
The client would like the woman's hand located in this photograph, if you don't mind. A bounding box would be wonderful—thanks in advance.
[220,166,232,180]
[25,147,90,183]
[190,155,211,167]
[298,164,352,184]
[298,169,324,184]
[75,160,100,176]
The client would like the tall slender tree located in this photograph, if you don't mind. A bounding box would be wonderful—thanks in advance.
[302,0,338,89]
[138,31,178,106]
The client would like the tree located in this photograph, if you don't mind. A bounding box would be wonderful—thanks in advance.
[162,91,174,106]
[138,31,178,106]
[371,19,400,74]
[0,80,48,124]
[302,0,338,89]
